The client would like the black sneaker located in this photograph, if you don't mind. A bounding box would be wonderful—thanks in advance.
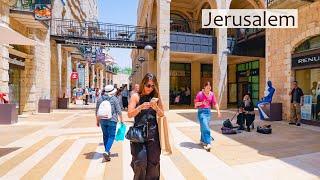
[296,123,301,126]
[247,127,251,132]
[289,122,296,125]
[103,152,111,162]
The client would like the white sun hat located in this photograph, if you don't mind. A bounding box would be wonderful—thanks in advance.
[104,85,117,96]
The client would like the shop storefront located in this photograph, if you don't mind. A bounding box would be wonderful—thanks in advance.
[228,60,260,106]
[292,40,320,125]
[201,64,212,87]
[8,54,25,114]
[170,63,191,105]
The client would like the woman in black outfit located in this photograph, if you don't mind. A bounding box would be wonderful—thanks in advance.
[237,94,255,132]
[128,73,164,180]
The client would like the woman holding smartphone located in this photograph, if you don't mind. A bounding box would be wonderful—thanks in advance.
[194,81,221,152]
[128,73,164,180]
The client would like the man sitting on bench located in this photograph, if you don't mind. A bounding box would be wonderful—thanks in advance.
[257,81,275,120]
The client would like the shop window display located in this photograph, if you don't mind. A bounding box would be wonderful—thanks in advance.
[296,68,320,121]
[170,63,191,105]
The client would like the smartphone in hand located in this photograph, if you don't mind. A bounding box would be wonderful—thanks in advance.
[151,97,159,103]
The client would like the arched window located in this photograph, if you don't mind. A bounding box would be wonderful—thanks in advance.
[196,3,214,36]
[294,35,320,53]
[170,13,191,33]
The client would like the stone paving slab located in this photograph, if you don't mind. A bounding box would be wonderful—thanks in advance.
[0,108,319,179]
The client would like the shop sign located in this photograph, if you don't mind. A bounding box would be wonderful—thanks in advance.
[34,0,51,20]
[292,53,320,68]
[301,95,312,120]
[71,72,78,80]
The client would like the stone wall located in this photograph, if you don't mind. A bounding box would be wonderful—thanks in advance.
[266,1,320,120]
[0,1,10,94]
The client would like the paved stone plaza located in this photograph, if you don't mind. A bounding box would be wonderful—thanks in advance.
[0,105,319,180]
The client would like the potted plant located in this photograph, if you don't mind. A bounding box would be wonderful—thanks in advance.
[0,92,17,124]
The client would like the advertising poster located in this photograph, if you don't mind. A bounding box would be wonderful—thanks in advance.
[301,95,312,120]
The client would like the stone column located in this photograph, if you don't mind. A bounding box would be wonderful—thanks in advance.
[0,45,9,94]
[91,64,95,88]
[156,0,170,111]
[50,41,61,108]
[99,68,104,89]
[213,29,228,109]
[66,52,72,98]
[0,2,10,94]
[85,62,89,88]
[191,62,201,106]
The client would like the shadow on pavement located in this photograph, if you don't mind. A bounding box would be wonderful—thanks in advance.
[180,142,203,150]
[0,147,21,158]
[176,111,320,177]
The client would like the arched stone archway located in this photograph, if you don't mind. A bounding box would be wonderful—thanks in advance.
[228,0,265,9]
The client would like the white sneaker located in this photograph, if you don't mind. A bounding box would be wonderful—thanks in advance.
[203,144,211,152]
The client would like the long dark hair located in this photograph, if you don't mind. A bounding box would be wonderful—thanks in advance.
[138,73,160,98]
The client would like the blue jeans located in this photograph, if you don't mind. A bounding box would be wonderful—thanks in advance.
[197,108,212,145]
[100,120,117,153]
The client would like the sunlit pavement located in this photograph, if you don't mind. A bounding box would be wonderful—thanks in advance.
[0,105,320,180]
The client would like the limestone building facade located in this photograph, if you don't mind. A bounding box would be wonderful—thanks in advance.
[132,0,266,110]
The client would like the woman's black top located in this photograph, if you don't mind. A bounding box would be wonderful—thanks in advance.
[134,94,159,141]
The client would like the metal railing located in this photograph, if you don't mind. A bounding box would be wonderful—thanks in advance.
[236,28,265,41]
[51,19,157,49]
[170,32,217,54]
[170,18,215,36]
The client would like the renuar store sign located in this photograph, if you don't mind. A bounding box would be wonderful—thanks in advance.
[292,54,320,68]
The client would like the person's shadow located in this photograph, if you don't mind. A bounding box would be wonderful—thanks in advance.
[180,142,203,149]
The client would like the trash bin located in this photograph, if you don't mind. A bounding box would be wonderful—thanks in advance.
[38,99,52,113]
[0,104,18,124]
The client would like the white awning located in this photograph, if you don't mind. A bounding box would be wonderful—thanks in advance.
[0,23,36,45]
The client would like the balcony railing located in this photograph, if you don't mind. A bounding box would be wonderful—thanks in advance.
[236,28,265,43]
[170,18,215,36]
[170,32,217,54]
[228,36,265,57]
[51,19,157,49]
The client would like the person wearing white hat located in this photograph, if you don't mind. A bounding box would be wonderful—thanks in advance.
[96,84,123,162]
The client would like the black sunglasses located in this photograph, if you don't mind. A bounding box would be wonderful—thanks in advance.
[144,83,155,88]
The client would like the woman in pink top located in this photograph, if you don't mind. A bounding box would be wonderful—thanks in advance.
[194,81,221,151]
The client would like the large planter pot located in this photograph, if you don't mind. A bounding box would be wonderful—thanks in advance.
[38,99,52,113]
[58,98,69,109]
[0,104,18,124]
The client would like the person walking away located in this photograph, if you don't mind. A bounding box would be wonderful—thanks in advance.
[122,85,129,110]
[130,84,140,99]
[84,86,89,105]
[237,94,255,132]
[116,87,124,110]
[91,88,96,103]
[96,85,123,162]
[127,73,164,180]
[289,81,304,126]
[194,81,221,152]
